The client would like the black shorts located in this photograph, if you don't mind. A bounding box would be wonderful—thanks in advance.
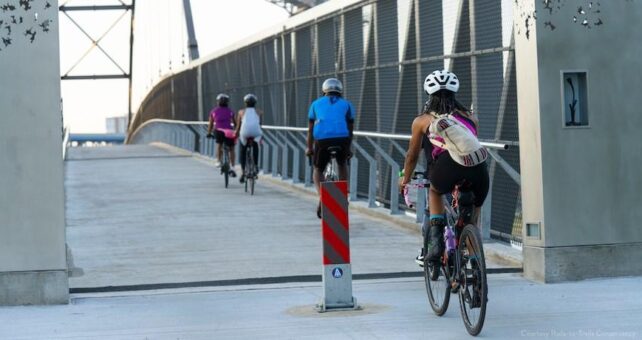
[313,137,351,170]
[429,152,489,207]
[215,130,235,147]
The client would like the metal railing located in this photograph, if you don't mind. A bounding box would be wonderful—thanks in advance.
[127,119,520,240]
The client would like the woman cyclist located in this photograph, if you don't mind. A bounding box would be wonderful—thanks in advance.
[399,70,489,266]
[207,93,237,177]
[235,94,263,183]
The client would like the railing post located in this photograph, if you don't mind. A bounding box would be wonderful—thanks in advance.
[364,137,402,214]
[281,134,289,180]
[292,148,301,183]
[262,142,270,174]
[368,162,376,208]
[349,157,358,201]
[390,164,400,214]
[304,155,312,187]
[272,140,279,177]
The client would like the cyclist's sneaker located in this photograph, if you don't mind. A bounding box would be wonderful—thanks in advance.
[239,174,245,183]
[415,248,425,267]
[229,169,237,178]
[415,255,424,267]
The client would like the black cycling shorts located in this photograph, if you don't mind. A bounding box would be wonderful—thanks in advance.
[215,130,235,147]
[429,152,489,207]
[313,137,351,171]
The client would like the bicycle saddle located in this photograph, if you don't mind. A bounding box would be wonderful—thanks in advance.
[327,146,342,154]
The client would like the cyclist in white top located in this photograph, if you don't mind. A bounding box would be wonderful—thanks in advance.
[235,94,263,184]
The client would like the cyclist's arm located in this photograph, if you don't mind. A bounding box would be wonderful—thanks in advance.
[306,120,314,153]
[307,103,316,154]
[257,109,263,126]
[346,102,355,141]
[207,113,214,134]
[401,115,429,185]
[234,109,244,136]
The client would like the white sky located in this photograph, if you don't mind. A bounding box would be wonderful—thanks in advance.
[60,0,289,133]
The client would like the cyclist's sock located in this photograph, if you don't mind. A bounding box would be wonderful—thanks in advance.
[429,214,446,221]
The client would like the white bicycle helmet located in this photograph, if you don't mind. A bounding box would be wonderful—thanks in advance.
[322,78,343,94]
[423,70,459,95]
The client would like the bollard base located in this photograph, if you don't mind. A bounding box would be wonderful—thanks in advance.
[315,297,360,313]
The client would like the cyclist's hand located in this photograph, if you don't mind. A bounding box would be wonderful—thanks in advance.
[398,177,408,194]
[206,133,214,139]
[305,147,313,157]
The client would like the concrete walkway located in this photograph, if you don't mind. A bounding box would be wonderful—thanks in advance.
[1,275,641,339]
[2,144,639,339]
[64,144,431,288]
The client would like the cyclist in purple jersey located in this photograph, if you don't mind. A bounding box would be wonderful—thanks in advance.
[207,93,237,177]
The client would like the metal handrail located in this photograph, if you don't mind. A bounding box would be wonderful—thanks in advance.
[129,119,515,150]
[127,119,521,220]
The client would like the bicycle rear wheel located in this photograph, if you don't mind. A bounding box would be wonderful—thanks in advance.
[458,224,488,336]
[247,145,255,195]
[223,150,230,189]
[224,168,229,188]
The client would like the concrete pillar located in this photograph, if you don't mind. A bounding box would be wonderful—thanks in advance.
[0,0,68,304]
[515,0,642,282]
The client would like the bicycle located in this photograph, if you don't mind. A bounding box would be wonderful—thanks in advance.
[308,145,344,219]
[243,138,258,195]
[221,143,232,188]
[323,146,342,182]
[209,129,236,188]
[424,182,488,336]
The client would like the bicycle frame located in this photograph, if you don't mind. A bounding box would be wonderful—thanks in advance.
[222,144,231,169]
[441,190,473,290]
[324,153,339,182]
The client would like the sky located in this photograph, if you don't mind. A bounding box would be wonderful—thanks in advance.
[59,0,514,133]
[59,0,289,133]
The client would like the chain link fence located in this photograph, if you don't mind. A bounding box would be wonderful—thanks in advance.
[129,0,522,244]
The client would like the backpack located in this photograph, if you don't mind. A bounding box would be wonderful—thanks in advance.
[428,112,488,167]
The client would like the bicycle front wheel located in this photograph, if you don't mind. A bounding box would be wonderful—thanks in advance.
[248,147,256,195]
[425,258,451,316]
[458,224,488,336]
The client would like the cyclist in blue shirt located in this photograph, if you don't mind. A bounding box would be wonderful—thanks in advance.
[306,78,355,218]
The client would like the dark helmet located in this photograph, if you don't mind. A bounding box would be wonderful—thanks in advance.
[322,78,343,95]
[216,93,230,106]
[243,93,257,107]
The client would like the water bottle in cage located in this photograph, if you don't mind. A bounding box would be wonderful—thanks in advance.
[444,226,456,253]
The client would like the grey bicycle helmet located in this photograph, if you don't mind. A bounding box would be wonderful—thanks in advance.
[216,93,230,106]
[322,78,343,95]
[243,93,257,107]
